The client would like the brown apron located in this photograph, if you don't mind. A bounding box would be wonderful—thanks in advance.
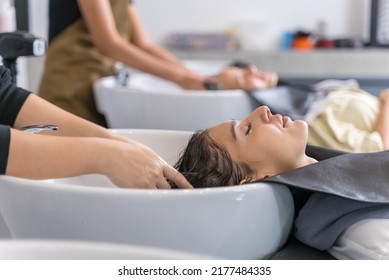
[38,0,131,127]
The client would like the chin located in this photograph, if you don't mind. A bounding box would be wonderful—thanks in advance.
[292,119,308,129]
[294,120,309,139]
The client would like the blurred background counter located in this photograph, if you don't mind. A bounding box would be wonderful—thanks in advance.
[172,48,389,95]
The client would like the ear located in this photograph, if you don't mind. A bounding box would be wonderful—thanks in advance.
[239,175,260,184]
[239,172,275,184]
[256,173,275,180]
[239,178,251,185]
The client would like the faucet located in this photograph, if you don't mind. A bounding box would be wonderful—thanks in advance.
[115,62,131,87]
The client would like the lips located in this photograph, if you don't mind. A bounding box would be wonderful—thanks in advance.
[282,116,290,127]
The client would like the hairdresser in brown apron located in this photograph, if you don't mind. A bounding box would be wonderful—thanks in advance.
[39,0,206,127]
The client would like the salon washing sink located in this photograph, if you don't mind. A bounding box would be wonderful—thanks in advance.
[0,129,294,259]
[0,240,210,260]
[93,60,258,130]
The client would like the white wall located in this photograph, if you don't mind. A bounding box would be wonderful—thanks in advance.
[135,0,368,44]
[28,0,369,42]
[26,0,370,91]
[25,0,48,92]
[29,0,48,38]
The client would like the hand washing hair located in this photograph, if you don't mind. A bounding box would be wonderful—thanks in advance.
[171,130,255,188]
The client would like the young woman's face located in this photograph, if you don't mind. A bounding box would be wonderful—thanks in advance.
[207,106,309,177]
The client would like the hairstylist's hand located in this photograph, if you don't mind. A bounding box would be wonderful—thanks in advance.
[216,66,278,91]
[240,65,278,90]
[104,139,192,189]
[176,70,206,90]
[380,89,389,103]
[377,89,389,150]
[251,68,279,89]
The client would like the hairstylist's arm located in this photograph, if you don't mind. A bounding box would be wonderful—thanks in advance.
[12,94,192,189]
[7,129,191,189]
[128,4,207,90]
[375,89,389,150]
[216,66,278,90]
[128,5,182,67]
[13,94,123,141]
[76,0,205,89]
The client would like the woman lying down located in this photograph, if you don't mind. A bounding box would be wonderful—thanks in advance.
[213,65,389,153]
[172,105,389,260]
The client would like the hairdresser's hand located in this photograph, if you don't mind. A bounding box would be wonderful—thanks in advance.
[176,70,206,90]
[240,65,278,90]
[376,89,389,150]
[178,78,205,90]
[104,139,193,189]
[380,89,389,103]
[251,68,279,89]
[217,66,278,91]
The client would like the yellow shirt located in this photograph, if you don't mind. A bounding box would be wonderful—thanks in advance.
[308,88,383,153]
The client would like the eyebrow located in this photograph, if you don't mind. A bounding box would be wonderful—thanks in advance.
[230,120,237,140]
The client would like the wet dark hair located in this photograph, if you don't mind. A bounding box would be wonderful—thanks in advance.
[172,130,255,188]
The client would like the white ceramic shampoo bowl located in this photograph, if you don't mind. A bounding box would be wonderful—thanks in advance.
[93,61,258,130]
[0,240,210,260]
[0,129,294,259]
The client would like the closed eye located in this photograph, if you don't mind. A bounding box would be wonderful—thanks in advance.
[245,123,252,136]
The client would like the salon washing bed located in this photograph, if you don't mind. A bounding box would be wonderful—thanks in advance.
[0,240,211,260]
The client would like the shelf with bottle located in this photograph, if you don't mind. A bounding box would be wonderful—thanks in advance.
[171,47,389,79]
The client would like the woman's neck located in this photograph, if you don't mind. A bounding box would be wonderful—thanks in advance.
[295,155,318,169]
[256,155,318,180]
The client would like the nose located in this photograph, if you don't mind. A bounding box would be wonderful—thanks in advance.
[244,106,270,123]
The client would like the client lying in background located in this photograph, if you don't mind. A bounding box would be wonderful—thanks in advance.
[213,65,389,153]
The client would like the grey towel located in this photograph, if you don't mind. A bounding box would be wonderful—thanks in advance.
[266,150,389,203]
[260,147,389,250]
